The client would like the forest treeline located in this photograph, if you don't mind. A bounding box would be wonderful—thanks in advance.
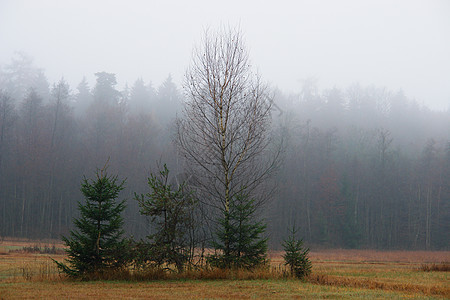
[0,53,449,250]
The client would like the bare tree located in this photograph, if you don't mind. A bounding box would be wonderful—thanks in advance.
[176,28,279,216]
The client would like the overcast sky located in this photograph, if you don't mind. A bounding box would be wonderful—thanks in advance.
[1,0,449,110]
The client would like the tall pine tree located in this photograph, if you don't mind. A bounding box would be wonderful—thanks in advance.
[55,168,129,278]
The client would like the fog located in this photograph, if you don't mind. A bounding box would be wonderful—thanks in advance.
[0,1,449,250]
[1,0,449,110]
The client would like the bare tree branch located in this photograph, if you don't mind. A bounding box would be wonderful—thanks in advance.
[175,27,280,214]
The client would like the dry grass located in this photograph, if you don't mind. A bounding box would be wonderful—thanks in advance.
[304,250,450,298]
[0,252,60,281]
[308,272,449,297]
[0,239,449,299]
[270,248,450,264]
[420,262,450,272]
[2,279,423,299]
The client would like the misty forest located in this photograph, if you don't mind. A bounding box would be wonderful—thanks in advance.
[0,48,449,251]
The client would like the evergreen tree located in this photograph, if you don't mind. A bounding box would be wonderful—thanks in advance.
[282,225,312,279]
[93,72,120,104]
[135,164,197,272]
[74,77,93,117]
[208,192,267,269]
[54,168,129,278]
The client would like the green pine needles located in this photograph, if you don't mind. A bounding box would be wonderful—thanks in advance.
[54,168,129,279]
[134,164,197,272]
[208,191,268,269]
[282,225,312,279]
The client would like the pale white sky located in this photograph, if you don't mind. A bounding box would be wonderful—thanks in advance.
[1,0,449,110]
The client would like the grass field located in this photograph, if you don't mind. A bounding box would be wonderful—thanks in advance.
[0,239,448,299]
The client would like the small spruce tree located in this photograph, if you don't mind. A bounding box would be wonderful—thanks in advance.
[282,225,312,279]
[208,191,267,269]
[54,168,129,279]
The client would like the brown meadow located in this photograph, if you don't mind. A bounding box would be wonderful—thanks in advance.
[0,239,448,299]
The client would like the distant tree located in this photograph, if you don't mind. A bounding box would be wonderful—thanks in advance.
[129,78,152,114]
[299,78,322,122]
[208,191,267,269]
[74,77,92,117]
[418,139,439,249]
[317,166,344,245]
[55,167,129,278]
[85,72,126,165]
[17,88,46,237]
[93,72,121,104]
[0,91,16,237]
[373,128,394,247]
[45,78,77,237]
[34,71,50,101]
[157,75,179,104]
[321,87,346,129]
[49,78,71,150]
[0,52,49,101]
[340,178,362,248]
[282,225,311,279]
[134,164,197,272]
[0,91,16,174]
[156,74,181,124]
[438,142,450,249]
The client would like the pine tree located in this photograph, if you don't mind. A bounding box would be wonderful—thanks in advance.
[135,164,197,272]
[209,192,267,269]
[282,225,312,279]
[54,168,129,278]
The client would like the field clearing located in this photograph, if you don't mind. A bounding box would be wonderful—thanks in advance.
[0,239,448,299]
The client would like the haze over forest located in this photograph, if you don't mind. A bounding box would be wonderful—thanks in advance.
[1,0,450,111]
[0,1,449,250]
